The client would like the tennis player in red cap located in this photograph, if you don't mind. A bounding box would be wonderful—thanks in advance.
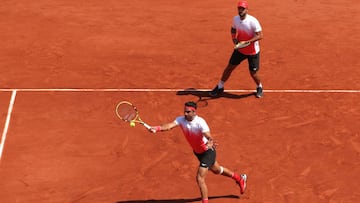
[210,0,264,98]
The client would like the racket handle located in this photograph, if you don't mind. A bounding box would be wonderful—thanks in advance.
[142,123,151,129]
[142,123,156,133]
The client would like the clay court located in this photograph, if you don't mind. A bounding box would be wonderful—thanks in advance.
[0,0,359,202]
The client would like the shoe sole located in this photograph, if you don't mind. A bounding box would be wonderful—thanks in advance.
[256,88,263,98]
[240,174,247,194]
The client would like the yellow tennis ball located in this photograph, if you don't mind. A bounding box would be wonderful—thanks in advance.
[130,122,136,127]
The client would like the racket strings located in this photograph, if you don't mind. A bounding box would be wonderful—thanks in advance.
[118,104,137,121]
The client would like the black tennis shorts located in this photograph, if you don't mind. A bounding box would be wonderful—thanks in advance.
[229,50,260,72]
[194,148,216,168]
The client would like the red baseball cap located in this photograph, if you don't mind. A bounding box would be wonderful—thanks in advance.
[237,0,248,9]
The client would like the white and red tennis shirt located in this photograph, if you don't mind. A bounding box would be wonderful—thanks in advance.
[232,14,262,55]
[174,115,210,154]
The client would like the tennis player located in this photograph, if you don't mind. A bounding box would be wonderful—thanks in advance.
[150,101,247,203]
[210,0,264,98]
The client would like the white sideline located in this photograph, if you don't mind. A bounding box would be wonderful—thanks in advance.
[0,88,359,93]
[0,90,17,162]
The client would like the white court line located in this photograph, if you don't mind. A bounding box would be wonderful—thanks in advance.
[0,88,359,93]
[0,90,17,162]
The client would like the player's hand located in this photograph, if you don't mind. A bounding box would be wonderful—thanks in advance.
[149,126,157,133]
[232,38,239,45]
[207,139,218,149]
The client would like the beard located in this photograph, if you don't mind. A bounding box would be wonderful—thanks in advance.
[238,9,247,18]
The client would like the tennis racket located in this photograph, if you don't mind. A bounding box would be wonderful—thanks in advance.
[115,101,153,131]
[234,41,250,49]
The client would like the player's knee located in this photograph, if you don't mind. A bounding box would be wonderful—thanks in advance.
[210,166,224,175]
[212,166,224,175]
[196,175,205,184]
[218,166,224,175]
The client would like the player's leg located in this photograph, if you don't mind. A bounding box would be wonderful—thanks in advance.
[196,166,209,203]
[194,149,217,203]
[209,63,236,97]
[248,52,263,98]
[209,161,247,194]
[210,50,245,97]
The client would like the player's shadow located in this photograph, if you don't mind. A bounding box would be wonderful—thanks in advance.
[116,194,239,203]
[176,88,255,106]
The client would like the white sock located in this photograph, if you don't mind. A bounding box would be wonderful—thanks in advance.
[217,81,225,89]
[257,83,262,88]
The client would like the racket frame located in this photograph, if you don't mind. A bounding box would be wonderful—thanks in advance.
[234,41,250,49]
[115,101,152,130]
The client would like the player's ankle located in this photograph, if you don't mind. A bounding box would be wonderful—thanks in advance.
[232,173,240,182]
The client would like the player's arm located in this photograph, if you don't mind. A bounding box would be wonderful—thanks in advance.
[247,31,263,43]
[150,121,178,133]
[231,27,238,44]
[203,131,216,149]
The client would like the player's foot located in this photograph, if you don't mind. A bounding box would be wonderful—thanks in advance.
[209,85,224,97]
[256,87,263,98]
[236,174,247,194]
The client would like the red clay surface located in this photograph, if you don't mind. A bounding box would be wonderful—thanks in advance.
[1,0,359,202]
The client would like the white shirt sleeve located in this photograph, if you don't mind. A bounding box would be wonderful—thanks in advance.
[252,17,262,33]
[199,117,210,133]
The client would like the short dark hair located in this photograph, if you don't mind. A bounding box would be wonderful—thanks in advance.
[184,101,197,109]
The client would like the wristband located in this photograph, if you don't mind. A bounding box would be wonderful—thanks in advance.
[155,126,161,132]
